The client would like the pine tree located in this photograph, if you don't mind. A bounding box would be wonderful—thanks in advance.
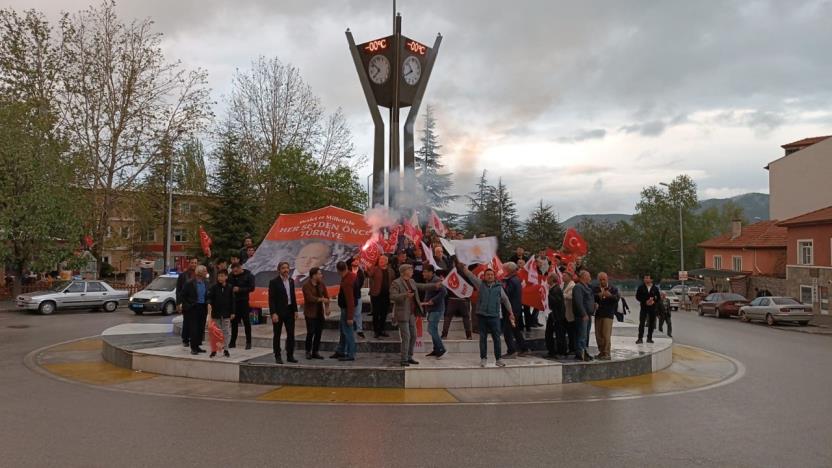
[205,127,258,260]
[464,170,497,236]
[493,178,521,257]
[415,106,457,208]
[521,200,564,254]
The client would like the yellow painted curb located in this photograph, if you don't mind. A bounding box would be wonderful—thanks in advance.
[257,386,459,404]
[672,345,725,362]
[42,361,156,386]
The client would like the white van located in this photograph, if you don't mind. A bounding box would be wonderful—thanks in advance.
[129,274,178,315]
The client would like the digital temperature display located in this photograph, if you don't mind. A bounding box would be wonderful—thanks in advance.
[405,39,427,55]
[363,39,388,53]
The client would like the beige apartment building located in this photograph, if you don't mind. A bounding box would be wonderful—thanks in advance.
[766,136,832,220]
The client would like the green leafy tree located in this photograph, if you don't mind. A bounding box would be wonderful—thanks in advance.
[175,138,208,193]
[415,105,457,209]
[576,219,636,277]
[205,127,258,259]
[521,200,564,254]
[260,147,367,236]
[0,9,83,294]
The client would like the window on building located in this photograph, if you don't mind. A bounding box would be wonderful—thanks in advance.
[179,202,192,214]
[121,226,131,239]
[800,285,813,305]
[102,256,110,265]
[797,240,813,265]
[143,229,157,242]
[173,229,188,243]
[105,226,113,238]
[732,256,742,272]
[713,255,723,270]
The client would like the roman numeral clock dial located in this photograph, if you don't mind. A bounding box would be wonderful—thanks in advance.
[368,55,390,84]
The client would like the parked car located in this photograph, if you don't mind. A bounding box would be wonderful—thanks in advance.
[739,296,814,326]
[663,291,681,311]
[672,285,704,297]
[17,280,129,315]
[697,293,749,318]
[129,274,178,315]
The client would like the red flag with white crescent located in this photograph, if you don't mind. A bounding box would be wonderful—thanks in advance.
[383,225,402,254]
[562,228,588,256]
[403,212,423,245]
[442,267,473,298]
[427,210,447,237]
[199,225,212,257]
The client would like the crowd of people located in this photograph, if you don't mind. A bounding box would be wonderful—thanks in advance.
[174,236,669,367]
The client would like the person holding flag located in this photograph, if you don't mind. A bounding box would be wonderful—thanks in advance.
[458,259,514,368]
[501,262,530,358]
[421,265,447,359]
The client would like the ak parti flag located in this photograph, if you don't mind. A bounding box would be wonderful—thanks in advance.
[562,228,588,257]
[198,226,212,257]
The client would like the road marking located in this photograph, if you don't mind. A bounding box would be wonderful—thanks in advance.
[41,361,156,385]
[257,386,459,404]
[671,345,725,362]
[589,371,716,395]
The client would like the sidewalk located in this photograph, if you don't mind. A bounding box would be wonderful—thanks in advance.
[775,313,832,335]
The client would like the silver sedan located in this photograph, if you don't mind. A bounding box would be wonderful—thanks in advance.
[17,280,129,315]
[739,296,814,326]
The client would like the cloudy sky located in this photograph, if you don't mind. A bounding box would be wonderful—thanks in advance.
[14,0,832,218]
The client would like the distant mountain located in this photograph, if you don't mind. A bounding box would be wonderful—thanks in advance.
[562,213,632,228]
[696,192,769,221]
[562,193,770,228]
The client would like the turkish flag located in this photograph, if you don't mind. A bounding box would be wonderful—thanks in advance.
[383,225,402,253]
[562,228,588,256]
[403,212,423,245]
[198,226,212,257]
[442,267,473,298]
[83,235,94,249]
[427,210,447,237]
[472,256,506,280]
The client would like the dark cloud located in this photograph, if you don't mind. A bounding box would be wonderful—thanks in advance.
[557,128,607,143]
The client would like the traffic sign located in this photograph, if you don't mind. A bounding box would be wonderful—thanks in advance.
[679,270,688,281]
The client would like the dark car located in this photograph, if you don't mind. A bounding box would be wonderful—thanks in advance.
[698,293,749,318]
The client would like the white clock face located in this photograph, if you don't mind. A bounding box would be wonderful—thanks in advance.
[368,55,390,84]
[402,55,421,86]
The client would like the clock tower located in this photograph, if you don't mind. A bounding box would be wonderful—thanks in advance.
[347,12,441,209]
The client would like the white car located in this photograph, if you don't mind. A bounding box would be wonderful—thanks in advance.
[739,296,814,326]
[663,291,681,311]
[17,280,128,315]
[129,274,178,315]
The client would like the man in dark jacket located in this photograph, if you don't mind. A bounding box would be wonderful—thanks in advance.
[593,272,620,360]
[367,255,395,339]
[180,265,209,355]
[207,269,234,358]
[176,257,199,347]
[545,275,568,358]
[302,267,329,360]
[635,274,661,344]
[572,270,595,361]
[269,261,297,364]
[228,262,255,349]
[333,261,357,361]
[421,265,447,358]
[501,262,529,358]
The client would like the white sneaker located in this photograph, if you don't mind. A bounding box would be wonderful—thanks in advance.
[436,352,445,360]
[480,358,487,367]
[495,360,506,367]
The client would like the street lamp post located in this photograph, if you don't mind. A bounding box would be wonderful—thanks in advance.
[660,182,685,305]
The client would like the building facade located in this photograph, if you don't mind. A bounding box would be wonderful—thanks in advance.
[777,206,832,315]
[767,136,832,220]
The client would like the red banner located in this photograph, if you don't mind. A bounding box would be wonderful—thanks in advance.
[199,225,212,257]
[245,206,372,308]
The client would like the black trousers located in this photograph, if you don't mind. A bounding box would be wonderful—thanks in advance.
[502,314,527,354]
[230,303,251,346]
[305,316,324,355]
[659,309,672,336]
[187,304,207,351]
[371,294,390,336]
[545,314,568,356]
[565,320,577,354]
[638,308,657,340]
[273,314,295,358]
[442,298,472,338]
[181,306,190,344]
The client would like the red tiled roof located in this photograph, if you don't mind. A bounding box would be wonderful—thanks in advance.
[777,205,832,227]
[698,220,787,249]
[781,135,831,149]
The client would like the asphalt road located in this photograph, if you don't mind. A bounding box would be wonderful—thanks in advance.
[1,305,831,468]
